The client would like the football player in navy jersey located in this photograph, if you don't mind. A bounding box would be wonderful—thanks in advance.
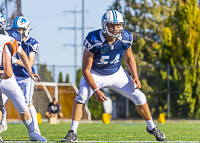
[61,10,167,142]
[0,16,43,136]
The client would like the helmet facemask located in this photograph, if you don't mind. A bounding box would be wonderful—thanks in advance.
[0,21,6,27]
[0,13,6,27]
[103,22,125,38]
[23,24,30,37]
[0,23,6,35]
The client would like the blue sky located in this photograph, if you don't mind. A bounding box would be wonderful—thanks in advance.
[6,0,115,83]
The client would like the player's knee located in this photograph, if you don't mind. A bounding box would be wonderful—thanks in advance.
[134,92,147,105]
[75,94,88,103]
[75,86,90,103]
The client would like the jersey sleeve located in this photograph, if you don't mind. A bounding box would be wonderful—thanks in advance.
[122,30,133,50]
[83,33,93,52]
[83,32,98,54]
[4,38,18,58]
[28,38,40,53]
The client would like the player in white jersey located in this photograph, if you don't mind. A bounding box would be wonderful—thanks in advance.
[61,10,167,142]
[0,23,47,141]
[0,13,6,143]
[0,13,20,134]
[0,16,43,136]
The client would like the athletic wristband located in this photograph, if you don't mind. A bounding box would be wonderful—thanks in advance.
[93,88,99,92]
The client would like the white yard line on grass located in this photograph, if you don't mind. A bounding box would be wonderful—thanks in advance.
[4,141,200,143]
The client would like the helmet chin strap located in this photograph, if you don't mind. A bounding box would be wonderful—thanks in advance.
[22,30,27,40]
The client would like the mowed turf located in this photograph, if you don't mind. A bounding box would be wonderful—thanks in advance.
[1,121,200,142]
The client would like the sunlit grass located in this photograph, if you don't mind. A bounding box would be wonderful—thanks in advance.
[1,121,200,142]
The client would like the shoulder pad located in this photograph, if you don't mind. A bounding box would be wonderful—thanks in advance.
[27,37,40,52]
[121,30,133,49]
[6,29,22,42]
[83,30,102,50]
[27,37,39,46]
[122,30,133,43]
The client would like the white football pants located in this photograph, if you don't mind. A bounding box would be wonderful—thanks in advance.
[16,76,35,105]
[76,66,147,105]
[0,75,28,114]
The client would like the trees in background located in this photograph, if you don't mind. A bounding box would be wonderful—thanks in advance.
[58,72,63,83]
[39,64,54,82]
[58,73,70,83]
[109,0,200,118]
[160,0,200,118]
[75,69,82,88]
[65,74,70,83]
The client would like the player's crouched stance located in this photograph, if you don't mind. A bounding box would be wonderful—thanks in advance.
[0,24,47,142]
[61,10,167,142]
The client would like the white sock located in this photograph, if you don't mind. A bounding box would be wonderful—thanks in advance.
[1,106,7,125]
[71,120,79,133]
[29,105,39,131]
[145,118,156,131]
[22,118,34,133]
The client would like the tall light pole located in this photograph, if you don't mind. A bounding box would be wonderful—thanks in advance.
[59,6,79,81]
[5,0,8,20]
[59,3,93,83]
[82,0,85,58]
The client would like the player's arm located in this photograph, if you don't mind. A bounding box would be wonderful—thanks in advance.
[82,49,97,91]
[1,49,13,79]
[17,47,40,82]
[82,49,107,102]
[124,46,141,89]
[13,51,35,67]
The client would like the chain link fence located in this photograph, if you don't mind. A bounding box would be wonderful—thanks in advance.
[29,64,200,119]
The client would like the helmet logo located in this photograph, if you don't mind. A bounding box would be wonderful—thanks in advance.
[21,18,27,24]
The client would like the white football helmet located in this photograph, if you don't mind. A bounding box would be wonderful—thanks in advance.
[11,16,30,37]
[0,13,6,27]
[101,10,125,38]
[0,23,6,35]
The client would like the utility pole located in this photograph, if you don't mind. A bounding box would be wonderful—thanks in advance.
[82,0,85,58]
[59,5,93,83]
[167,64,170,119]
[59,6,79,81]
[5,0,8,21]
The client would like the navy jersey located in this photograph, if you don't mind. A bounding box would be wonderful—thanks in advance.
[12,37,39,77]
[83,29,133,75]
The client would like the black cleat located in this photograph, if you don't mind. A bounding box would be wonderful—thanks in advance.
[61,130,78,142]
[146,126,167,141]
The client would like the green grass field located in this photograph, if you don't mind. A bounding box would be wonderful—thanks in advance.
[1,121,200,142]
